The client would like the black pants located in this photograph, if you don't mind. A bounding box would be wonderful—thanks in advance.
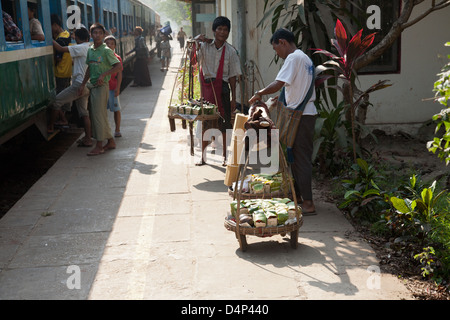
[291,115,317,201]
[218,81,232,132]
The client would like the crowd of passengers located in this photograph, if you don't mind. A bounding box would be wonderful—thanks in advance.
[2,8,155,156]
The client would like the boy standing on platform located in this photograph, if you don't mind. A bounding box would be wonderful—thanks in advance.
[78,23,121,156]
[104,35,123,138]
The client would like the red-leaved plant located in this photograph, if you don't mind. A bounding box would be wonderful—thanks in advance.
[313,19,391,162]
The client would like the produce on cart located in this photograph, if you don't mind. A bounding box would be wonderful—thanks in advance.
[228,198,301,228]
[228,172,293,199]
[224,142,303,251]
[168,40,221,155]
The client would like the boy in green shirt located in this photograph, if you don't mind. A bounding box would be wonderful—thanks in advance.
[78,23,121,156]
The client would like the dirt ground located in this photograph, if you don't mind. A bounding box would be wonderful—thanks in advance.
[315,127,450,300]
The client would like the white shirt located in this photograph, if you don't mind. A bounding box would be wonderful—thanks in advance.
[29,18,44,38]
[198,41,242,82]
[276,49,317,115]
[68,42,90,84]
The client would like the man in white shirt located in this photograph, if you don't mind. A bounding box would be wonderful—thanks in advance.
[48,27,93,147]
[249,28,317,214]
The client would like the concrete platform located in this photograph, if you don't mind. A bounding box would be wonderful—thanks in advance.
[0,42,413,301]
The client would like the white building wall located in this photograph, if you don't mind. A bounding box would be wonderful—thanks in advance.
[360,2,450,135]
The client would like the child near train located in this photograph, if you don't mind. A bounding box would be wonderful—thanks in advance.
[104,35,124,138]
[78,23,122,156]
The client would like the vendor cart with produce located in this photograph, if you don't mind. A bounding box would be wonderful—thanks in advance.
[224,102,303,251]
[168,40,221,156]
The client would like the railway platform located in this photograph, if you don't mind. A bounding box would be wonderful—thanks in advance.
[0,42,413,301]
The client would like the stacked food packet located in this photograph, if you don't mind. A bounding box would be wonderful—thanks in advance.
[169,99,218,116]
[229,198,301,228]
[231,173,291,194]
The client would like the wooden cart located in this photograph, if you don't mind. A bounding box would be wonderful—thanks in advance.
[168,40,220,156]
[224,144,303,251]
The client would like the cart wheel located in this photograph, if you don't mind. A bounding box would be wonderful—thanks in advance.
[290,230,298,249]
[238,234,248,252]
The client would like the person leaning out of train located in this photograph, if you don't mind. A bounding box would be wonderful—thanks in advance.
[27,2,45,41]
[51,14,73,126]
[78,23,122,156]
[2,11,22,41]
[48,27,93,148]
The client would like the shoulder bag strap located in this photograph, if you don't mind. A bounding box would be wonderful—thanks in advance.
[279,72,315,111]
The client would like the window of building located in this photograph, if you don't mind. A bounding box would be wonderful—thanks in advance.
[353,0,401,74]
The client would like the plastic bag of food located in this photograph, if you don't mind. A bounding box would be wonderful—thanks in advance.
[253,210,267,227]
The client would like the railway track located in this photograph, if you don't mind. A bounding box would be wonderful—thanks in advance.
[0,125,82,220]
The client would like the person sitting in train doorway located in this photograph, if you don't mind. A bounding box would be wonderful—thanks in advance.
[126,26,152,87]
[160,34,171,72]
[51,14,72,127]
[194,16,242,166]
[104,35,124,138]
[27,2,44,41]
[48,27,93,147]
[78,23,122,156]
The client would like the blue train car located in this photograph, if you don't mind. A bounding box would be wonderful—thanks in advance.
[0,0,55,143]
[0,0,159,144]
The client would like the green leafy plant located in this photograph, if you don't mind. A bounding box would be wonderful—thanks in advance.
[387,179,448,241]
[313,101,352,175]
[338,158,388,220]
[414,247,437,278]
[428,42,450,166]
[313,19,391,162]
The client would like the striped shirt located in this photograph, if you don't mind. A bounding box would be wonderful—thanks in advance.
[198,41,242,82]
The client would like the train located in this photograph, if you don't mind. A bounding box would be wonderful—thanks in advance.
[0,0,160,144]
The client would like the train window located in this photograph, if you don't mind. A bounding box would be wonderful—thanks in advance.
[86,4,92,29]
[2,0,24,49]
[77,1,85,27]
[103,10,107,29]
[112,12,117,34]
[27,1,46,44]
[123,14,131,36]
[66,0,74,29]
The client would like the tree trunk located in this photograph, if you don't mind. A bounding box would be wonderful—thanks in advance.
[342,82,357,162]
[355,89,370,146]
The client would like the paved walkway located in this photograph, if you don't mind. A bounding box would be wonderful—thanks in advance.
[0,42,413,301]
